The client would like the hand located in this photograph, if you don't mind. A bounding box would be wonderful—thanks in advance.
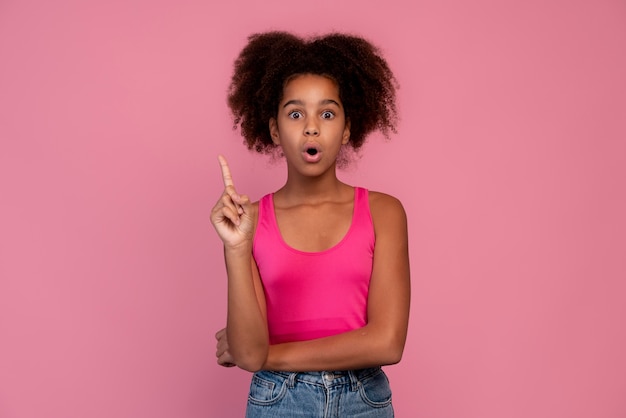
[215,328,236,368]
[210,155,255,248]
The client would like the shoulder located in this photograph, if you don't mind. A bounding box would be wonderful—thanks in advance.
[366,190,407,233]
[367,191,406,218]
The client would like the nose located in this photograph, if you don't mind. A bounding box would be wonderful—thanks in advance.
[304,122,319,136]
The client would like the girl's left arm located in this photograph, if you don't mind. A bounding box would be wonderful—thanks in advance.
[262,192,410,372]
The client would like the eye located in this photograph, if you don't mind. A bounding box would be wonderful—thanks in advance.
[288,111,303,120]
[321,111,335,119]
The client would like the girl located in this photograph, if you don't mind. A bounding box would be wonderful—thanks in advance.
[211,32,410,417]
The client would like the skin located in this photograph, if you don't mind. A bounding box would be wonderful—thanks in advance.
[211,74,410,372]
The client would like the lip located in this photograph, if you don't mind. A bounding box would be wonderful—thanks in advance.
[302,143,322,163]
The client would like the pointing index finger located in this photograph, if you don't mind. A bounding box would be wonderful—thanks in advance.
[218,155,235,188]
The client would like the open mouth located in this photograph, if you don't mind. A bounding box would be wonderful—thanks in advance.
[302,144,322,162]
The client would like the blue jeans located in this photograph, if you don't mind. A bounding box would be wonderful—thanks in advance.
[245,367,394,417]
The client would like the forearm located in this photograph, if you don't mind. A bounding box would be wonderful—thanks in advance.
[224,246,268,371]
[262,322,406,372]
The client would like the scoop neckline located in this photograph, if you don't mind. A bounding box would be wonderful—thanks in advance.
[268,187,358,255]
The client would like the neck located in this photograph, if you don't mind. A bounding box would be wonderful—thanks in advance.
[277,165,349,205]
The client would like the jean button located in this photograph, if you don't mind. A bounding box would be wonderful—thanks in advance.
[324,372,334,381]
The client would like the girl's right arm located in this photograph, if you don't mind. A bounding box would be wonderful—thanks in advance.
[210,156,268,372]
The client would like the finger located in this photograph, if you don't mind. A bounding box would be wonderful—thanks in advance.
[229,193,251,216]
[218,155,244,215]
[215,328,226,340]
[214,199,241,226]
[218,155,235,188]
[222,191,244,216]
[217,351,236,367]
[218,360,236,368]
[216,338,229,356]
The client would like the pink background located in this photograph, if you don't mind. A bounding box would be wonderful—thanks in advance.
[1,0,625,417]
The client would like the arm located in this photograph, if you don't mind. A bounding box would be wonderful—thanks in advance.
[211,156,268,372]
[262,192,410,371]
[223,246,268,371]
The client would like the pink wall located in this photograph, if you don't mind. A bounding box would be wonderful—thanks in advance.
[1,0,625,417]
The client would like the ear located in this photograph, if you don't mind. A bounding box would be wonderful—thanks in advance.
[269,118,280,145]
[341,119,351,145]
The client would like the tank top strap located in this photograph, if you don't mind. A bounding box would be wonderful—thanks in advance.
[257,192,274,224]
[352,187,372,229]
[255,193,276,249]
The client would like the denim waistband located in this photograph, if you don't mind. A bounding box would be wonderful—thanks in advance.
[260,367,382,391]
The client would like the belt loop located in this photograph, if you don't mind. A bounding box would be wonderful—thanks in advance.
[348,370,360,392]
[287,372,298,388]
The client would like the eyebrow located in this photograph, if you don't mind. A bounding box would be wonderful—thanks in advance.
[282,99,341,108]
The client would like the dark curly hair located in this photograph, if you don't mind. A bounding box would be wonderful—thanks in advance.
[227,31,398,155]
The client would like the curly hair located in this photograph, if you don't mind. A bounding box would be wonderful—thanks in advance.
[227,31,398,155]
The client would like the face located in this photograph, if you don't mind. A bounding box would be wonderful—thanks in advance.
[269,74,350,176]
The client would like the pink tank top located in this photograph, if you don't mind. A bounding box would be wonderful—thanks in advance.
[253,187,375,344]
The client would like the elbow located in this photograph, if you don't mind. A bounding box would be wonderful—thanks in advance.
[363,323,407,366]
[378,332,406,366]
[384,344,404,365]
[237,359,264,373]
[237,355,266,372]
[232,346,269,372]
[225,326,269,372]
